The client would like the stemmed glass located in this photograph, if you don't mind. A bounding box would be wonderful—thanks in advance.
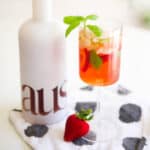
[73,90,119,150]
[78,19,123,149]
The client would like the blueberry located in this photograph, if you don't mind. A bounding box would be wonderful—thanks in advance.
[122,137,146,150]
[24,124,48,137]
[119,103,142,123]
[72,131,96,146]
[117,85,131,95]
[80,86,93,91]
[75,102,97,113]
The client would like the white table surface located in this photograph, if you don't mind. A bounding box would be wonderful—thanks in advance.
[1,0,150,149]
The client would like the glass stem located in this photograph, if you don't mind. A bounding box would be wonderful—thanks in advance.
[95,86,104,114]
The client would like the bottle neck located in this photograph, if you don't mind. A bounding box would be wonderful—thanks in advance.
[32,0,52,21]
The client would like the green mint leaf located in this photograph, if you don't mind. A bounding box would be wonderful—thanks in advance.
[63,16,84,25]
[65,21,80,37]
[85,14,99,21]
[90,50,103,69]
[87,25,102,37]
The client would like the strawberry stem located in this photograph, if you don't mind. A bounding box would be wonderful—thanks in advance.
[76,109,93,121]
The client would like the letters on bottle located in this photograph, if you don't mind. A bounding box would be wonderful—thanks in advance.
[22,82,67,115]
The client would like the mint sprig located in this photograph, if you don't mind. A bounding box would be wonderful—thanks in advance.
[87,25,102,37]
[63,14,102,37]
[90,50,103,69]
[65,21,80,37]
[64,16,84,24]
[85,14,99,21]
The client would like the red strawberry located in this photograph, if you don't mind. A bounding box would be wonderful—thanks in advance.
[64,109,93,142]
[99,53,113,63]
[80,48,89,72]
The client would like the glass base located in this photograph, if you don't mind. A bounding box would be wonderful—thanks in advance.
[75,119,119,150]
[73,85,120,150]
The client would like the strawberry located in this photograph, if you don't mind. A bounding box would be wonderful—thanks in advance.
[80,48,89,72]
[64,114,89,141]
[64,109,93,142]
[99,53,113,63]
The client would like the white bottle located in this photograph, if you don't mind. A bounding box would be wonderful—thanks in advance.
[19,0,67,125]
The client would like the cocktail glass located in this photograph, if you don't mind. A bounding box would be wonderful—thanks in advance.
[78,19,123,149]
[79,20,122,86]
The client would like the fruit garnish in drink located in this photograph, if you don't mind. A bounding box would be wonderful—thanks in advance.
[80,48,89,72]
[63,14,121,85]
[64,109,93,141]
[63,15,113,70]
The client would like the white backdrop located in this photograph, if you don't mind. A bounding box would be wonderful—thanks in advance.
[0,0,136,102]
[0,0,150,150]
